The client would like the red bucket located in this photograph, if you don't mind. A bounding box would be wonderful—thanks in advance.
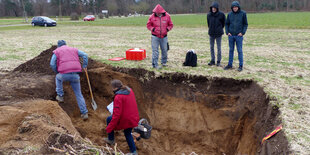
[126,48,146,60]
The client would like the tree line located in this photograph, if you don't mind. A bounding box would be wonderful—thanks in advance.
[0,0,309,17]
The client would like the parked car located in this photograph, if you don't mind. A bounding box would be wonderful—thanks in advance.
[31,16,56,27]
[83,15,95,21]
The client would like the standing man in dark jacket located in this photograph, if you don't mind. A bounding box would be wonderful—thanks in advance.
[207,2,226,66]
[147,4,174,69]
[224,1,248,71]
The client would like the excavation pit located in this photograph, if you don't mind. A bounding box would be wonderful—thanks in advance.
[0,46,290,154]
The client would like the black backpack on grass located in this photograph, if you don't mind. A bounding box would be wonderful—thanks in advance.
[183,50,197,67]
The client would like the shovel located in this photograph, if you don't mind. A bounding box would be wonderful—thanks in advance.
[84,68,97,111]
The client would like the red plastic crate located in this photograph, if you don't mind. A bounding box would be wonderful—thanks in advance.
[126,48,146,60]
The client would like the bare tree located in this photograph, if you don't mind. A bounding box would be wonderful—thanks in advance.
[106,0,117,16]
[20,0,28,22]
[59,0,62,20]
[1,0,310,17]
[92,0,96,15]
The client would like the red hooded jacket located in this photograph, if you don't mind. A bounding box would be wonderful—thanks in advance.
[106,88,139,133]
[147,4,173,38]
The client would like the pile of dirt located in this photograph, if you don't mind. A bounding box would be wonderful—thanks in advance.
[13,46,57,75]
[0,45,109,103]
[12,45,108,75]
[0,100,79,154]
[0,46,291,154]
[0,73,55,103]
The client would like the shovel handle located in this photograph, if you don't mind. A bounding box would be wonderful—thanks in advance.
[84,68,94,100]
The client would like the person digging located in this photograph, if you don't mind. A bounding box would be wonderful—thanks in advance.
[50,40,89,120]
[104,79,140,155]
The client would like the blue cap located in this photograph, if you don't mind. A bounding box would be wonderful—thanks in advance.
[57,40,66,47]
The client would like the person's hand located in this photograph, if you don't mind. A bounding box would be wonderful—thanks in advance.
[228,33,232,36]
[238,33,243,36]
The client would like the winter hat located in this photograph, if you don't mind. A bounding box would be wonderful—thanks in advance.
[57,40,66,47]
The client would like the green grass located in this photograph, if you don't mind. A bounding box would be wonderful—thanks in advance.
[0,18,28,25]
[249,12,310,29]
[4,54,24,60]
[61,16,150,27]
[280,75,308,85]
[1,12,309,29]
[0,25,33,31]
[171,14,206,27]
[62,12,310,28]
[289,102,301,110]
[0,17,71,25]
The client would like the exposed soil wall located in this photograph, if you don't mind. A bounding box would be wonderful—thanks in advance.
[0,100,79,154]
[0,46,290,154]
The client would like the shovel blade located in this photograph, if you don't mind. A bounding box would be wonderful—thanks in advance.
[91,99,97,111]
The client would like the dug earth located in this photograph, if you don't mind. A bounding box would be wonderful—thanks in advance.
[0,46,290,154]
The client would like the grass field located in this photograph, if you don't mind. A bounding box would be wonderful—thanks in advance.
[1,12,310,28]
[0,18,28,25]
[0,12,309,154]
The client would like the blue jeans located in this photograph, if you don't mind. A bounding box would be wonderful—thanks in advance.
[56,73,88,114]
[228,35,243,67]
[107,116,136,153]
[151,35,168,68]
[209,36,222,63]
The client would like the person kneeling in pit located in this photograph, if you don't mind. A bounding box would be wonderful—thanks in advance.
[104,79,139,155]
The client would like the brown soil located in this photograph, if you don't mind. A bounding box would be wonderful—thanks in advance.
[0,46,290,154]
[0,100,79,154]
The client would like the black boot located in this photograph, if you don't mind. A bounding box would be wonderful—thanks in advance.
[238,66,243,72]
[208,61,215,66]
[224,65,232,70]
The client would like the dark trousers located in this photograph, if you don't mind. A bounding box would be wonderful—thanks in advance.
[107,115,136,153]
[209,36,222,63]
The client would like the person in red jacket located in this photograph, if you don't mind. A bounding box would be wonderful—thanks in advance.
[104,79,139,155]
[147,4,173,69]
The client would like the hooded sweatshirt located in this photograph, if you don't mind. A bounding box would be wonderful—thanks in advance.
[147,4,174,38]
[207,2,226,37]
[106,88,140,133]
[225,1,248,36]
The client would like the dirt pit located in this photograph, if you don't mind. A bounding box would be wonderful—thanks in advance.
[0,46,290,154]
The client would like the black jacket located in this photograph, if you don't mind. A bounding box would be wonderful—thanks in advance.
[225,1,248,36]
[207,2,226,38]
